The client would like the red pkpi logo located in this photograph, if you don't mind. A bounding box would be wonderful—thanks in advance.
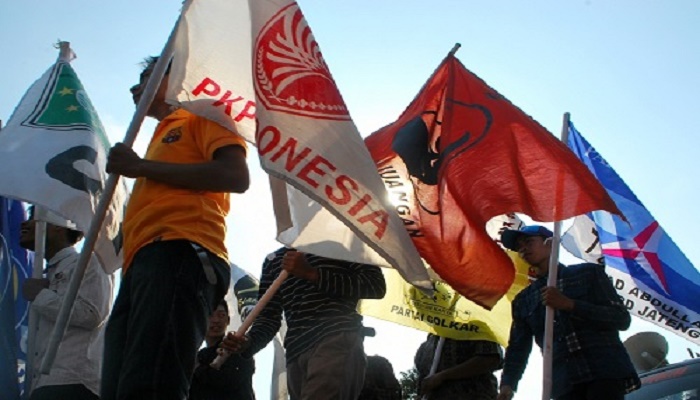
[254,3,349,120]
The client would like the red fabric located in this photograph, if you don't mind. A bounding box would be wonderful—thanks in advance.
[365,55,620,309]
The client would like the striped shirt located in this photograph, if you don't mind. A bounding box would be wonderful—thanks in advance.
[245,247,386,362]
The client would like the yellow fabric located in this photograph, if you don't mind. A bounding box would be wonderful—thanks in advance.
[358,251,531,346]
[122,109,247,272]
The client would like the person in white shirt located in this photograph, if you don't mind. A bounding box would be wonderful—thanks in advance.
[20,208,113,400]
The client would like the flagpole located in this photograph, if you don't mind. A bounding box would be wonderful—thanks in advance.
[39,13,181,373]
[211,270,289,369]
[541,112,570,400]
[57,40,75,62]
[24,207,48,397]
[421,335,446,400]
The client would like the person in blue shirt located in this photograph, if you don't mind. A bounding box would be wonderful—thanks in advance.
[497,225,640,400]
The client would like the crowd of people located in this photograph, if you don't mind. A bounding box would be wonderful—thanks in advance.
[18,55,640,400]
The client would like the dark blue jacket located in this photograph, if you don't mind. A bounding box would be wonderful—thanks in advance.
[501,263,640,398]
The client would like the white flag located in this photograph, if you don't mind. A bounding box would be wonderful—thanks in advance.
[561,215,605,264]
[168,0,431,290]
[270,324,289,400]
[563,215,700,346]
[0,51,128,273]
[225,262,260,329]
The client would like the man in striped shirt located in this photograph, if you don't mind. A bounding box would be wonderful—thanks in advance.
[223,247,386,400]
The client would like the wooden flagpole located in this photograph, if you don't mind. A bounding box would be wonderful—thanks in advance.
[24,206,48,397]
[541,112,571,399]
[210,270,289,369]
[420,335,447,400]
[39,17,181,373]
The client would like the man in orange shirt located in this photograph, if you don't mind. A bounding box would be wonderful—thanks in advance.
[102,56,250,400]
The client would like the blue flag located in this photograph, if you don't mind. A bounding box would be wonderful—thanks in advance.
[562,121,700,345]
[0,197,32,398]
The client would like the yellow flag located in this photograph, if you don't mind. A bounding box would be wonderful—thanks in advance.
[358,251,530,346]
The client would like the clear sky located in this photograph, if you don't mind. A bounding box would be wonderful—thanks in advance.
[2,1,699,398]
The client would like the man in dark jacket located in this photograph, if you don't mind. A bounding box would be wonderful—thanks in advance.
[189,300,255,400]
[497,225,640,400]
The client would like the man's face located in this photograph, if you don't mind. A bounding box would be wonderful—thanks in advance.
[207,305,230,338]
[19,217,65,251]
[129,63,169,114]
[19,218,36,250]
[516,235,551,277]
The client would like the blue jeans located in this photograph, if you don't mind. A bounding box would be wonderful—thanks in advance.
[101,240,230,400]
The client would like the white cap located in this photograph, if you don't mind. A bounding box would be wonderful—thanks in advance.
[37,209,79,231]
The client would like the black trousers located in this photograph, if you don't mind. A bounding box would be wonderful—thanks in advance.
[101,240,230,400]
[30,384,98,400]
[557,379,627,400]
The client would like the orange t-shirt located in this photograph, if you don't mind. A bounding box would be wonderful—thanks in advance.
[122,109,247,272]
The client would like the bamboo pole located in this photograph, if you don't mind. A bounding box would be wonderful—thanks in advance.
[541,112,570,400]
[24,206,47,396]
[420,335,446,400]
[210,270,289,369]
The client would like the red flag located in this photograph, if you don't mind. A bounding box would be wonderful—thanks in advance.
[365,54,621,308]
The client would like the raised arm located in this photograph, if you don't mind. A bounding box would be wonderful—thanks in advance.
[316,259,386,299]
[107,143,249,193]
[281,251,386,300]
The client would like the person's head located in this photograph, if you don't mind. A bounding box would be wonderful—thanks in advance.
[19,207,83,259]
[358,355,402,400]
[501,225,553,277]
[130,56,173,120]
[206,300,230,340]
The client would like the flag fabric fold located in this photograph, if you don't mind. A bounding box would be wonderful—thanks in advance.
[168,0,431,290]
[0,55,128,274]
[563,121,700,345]
[0,197,32,399]
[359,214,530,346]
[364,54,621,308]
